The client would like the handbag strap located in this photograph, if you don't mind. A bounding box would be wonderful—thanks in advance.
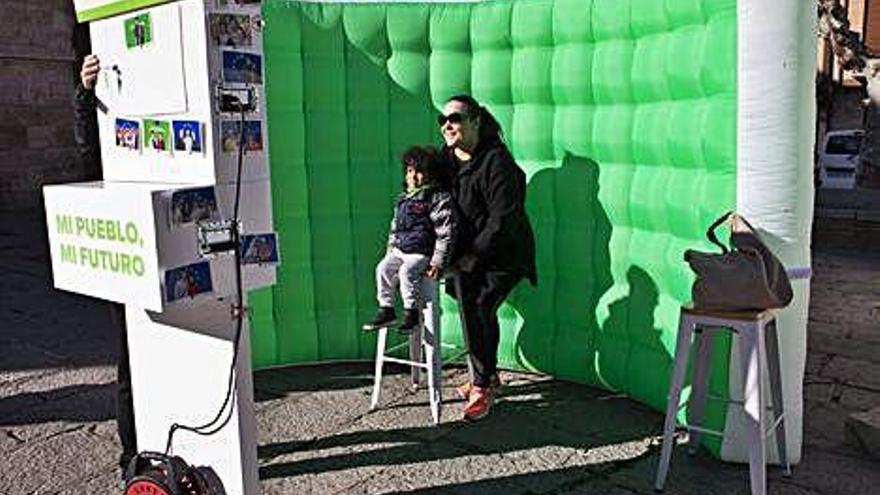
[706,211,732,254]
[730,213,769,247]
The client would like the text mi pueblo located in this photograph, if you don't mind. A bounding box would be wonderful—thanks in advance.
[55,215,146,277]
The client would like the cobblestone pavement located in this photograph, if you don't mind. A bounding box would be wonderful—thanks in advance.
[1,202,878,494]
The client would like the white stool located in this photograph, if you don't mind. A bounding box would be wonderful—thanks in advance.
[655,306,791,495]
[369,278,443,424]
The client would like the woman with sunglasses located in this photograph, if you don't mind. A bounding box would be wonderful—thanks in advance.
[439,95,537,421]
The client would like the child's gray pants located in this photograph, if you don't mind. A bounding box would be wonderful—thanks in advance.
[376,247,429,309]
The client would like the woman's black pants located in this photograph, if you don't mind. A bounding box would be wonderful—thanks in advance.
[455,270,521,388]
[110,303,137,465]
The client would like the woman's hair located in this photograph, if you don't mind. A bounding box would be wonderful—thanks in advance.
[401,145,451,190]
[446,94,504,144]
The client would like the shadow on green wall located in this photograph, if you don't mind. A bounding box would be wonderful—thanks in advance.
[596,265,672,403]
[507,152,613,382]
[507,153,671,404]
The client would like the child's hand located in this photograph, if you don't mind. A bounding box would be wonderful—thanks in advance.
[425,265,441,279]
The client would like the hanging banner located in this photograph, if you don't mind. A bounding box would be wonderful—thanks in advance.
[73,0,175,22]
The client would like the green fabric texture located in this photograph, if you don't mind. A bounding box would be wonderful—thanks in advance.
[257,0,737,454]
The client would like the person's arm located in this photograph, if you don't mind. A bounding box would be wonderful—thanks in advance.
[74,55,101,171]
[386,197,400,253]
[470,149,526,260]
[427,191,456,275]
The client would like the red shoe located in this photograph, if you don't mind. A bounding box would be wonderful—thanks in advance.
[455,382,474,401]
[455,374,502,401]
[463,386,493,421]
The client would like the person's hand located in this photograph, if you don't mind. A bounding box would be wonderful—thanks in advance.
[81,54,100,91]
[425,265,441,279]
[456,253,478,273]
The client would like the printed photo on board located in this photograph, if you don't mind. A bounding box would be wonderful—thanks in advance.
[170,186,219,228]
[124,13,152,49]
[222,51,262,84]
[144,119,171,152]
[165,261,213,303]
[241,233,279,265]
[172,120,204,154]
[221,120,262,153]
[210,14,252,47]
[115,118,140,151]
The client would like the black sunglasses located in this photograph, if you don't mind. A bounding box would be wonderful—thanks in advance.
[437,112,469,126]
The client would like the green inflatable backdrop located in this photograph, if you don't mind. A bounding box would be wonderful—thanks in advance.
[247,0,804,459]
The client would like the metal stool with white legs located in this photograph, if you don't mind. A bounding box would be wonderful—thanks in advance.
[655,306,791,495]
[369,277,443,424]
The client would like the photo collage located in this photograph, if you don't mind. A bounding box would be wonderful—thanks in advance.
[113,3,265,158]
[114,117,206,156]
[115,11,206,157]
[212,0,264,155]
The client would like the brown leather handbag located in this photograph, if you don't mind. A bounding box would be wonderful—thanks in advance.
[684,212,793,312]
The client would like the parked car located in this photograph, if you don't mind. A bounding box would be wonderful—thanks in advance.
[818,129,864,189]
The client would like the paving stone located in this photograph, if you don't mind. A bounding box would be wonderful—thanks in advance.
[775,445,880,495]
[804,352,833,376]
[767,480,826,495]
[0,428,27,457]
[0,365,115,407]
[802,381,834,404]
[838,384,880,411]
[0,379,116,429]
[0,339,68,389]
[256,370,416,460]
[605,448,748,495]
[356,464,606,495]
[254,362,379,400]
[56,467,124,495]
[844,407,880,460]
[807,331,880,365]
[260,426,467,494]
[821,356,880,390]
[0,428,119,493]
[801,400,854,453]
[553,478,640,495]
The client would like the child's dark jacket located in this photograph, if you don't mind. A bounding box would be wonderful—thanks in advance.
[388,185,456,270]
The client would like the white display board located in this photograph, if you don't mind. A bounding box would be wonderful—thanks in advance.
[92,3,188,116]
[90,0,270,185]
[127,299,259,495]
[43,180,275,313]
[44,182,165,311]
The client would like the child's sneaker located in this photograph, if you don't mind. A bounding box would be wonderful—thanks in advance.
[396,308,421,334]
[462,386,493,421]
[455,374,502,401]
[362,307,396,331]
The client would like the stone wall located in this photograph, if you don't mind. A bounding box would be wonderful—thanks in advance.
[0,1,96,211]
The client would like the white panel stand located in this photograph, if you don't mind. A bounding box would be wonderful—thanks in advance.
[126,297,259,495]
[53,2,273,493]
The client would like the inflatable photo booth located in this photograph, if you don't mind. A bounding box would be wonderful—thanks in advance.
[44,0,815,493]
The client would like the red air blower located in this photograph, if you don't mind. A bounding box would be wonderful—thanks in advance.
[124,452,219,495]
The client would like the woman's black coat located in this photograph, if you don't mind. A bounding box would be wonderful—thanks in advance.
[447,139,537,286]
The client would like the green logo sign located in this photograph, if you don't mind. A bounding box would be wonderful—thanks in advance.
[55,214,147,278]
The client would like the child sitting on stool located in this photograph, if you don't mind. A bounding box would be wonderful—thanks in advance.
[363,145,456,333]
